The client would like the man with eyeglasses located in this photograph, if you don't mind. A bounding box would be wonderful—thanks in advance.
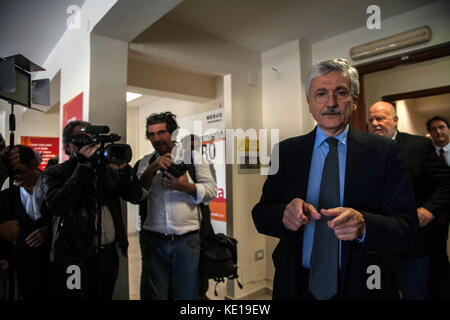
[135,112,217,300]
[253,59,418,300]
[368,101,450,300]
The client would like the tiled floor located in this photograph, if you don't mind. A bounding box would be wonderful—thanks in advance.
[127,232,272,300]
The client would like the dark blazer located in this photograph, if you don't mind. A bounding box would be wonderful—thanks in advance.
[42,159,143,265]
[252,126,418,300]
[395,131,450,257]
[0,185,51,299]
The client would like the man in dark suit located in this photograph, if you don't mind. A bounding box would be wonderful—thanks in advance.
[252,59,418,300]
[427,116,450,166]
[368,101,450,299]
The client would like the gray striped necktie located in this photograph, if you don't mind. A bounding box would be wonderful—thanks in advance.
[309,137,339,300]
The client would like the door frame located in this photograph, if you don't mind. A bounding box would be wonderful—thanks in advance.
[350,41,450,131]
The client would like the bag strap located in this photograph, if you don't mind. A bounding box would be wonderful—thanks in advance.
[188,160,215,239]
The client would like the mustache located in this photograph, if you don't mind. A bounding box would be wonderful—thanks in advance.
[321,107,343,116]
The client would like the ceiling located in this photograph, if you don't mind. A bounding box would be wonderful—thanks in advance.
[1,0,445,111]
[0,0,442,68]
[0,0,85,67]
[162,0,441,52]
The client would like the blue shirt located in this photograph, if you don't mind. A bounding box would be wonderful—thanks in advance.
[302,125,348,269]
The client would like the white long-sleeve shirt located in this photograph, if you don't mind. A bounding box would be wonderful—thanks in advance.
[136,151,217,235]
[19,175,44,221]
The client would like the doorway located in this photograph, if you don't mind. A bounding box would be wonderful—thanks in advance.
[351,41,450,132]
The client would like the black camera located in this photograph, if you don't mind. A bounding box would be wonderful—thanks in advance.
[162,162,188,178]
[71,125,132,165]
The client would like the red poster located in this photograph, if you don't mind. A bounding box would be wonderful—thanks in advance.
[210,188,226,222]
[21,136,59,171]
[62,92,83,161]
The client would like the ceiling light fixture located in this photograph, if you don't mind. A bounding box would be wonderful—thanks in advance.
[126,92,142,102]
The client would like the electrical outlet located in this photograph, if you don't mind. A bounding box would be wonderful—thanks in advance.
[255,250,264,261]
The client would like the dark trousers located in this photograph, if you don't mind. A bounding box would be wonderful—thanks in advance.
[429,252,450,299]
[14,244,50,300]
[49,245,119,300]
[394,256,430,300]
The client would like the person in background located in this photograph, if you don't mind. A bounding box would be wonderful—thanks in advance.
[136,112,217,300]
[42,121,143,300]
[0,145,51,299]
[368,102,450,299]
[426,115,450,299]
[427,116,450,166]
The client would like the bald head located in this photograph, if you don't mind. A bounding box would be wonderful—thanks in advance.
[368,101,398,139]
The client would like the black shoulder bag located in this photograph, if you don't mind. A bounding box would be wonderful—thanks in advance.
[187,163,243,296]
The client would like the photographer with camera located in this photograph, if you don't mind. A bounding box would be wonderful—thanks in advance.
[135,112,217,300]
[0,144,51,299]
[42,120,143,300]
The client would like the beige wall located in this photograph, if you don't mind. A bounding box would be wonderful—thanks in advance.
[364,56,450,113]
[128,59,217,100]
[0,101,60,144]
[89,33,130,300]
[396,100,428,136]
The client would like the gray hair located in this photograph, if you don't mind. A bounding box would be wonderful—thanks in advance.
[306,58,359,99]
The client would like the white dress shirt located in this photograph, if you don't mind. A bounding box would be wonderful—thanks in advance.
[19,175,44,221]
[93,206,116,246]
[137,151,218,235]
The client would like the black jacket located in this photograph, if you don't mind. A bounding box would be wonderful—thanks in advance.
[395,131,450,257]
[0,184,52,298]
[42,159,142,265]
[252,126,418,300]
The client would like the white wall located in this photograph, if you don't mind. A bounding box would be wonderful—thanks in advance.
[262,40,303,141]
[32,0,118,159]
[0,93,59,148]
